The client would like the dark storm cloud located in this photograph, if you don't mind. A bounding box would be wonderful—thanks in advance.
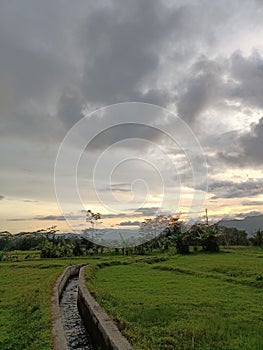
[79,0,172,106]
[86,124,163,152]
[1,0,262,134]
[56,0,177,128]
[58,0,240,126]
[177,57,223,123]
[1,0,263,210]
[228,50,263,109]
[57,89,85,129]
[209,178,263,199]
[238,117,263,164]
[0,1,81,142]
[176,50,263,124]
[217,117,263,166]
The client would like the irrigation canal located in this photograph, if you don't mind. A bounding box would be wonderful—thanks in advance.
[60,277,95,350]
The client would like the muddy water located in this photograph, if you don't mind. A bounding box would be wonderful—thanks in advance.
[60,277,94,350]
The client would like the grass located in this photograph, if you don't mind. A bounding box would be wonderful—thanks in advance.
[0,251,97,350]
[0,251,167,350]
[85,248,263,350]
[0,250,146,350]
[1,248,263,349]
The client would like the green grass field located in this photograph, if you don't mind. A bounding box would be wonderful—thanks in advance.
[0,252,97,350]
[0,248,263,350]
[86,248,263,350]
[0,251,134,350]
[0,257,66,350]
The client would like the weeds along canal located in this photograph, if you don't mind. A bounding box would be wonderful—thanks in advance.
[60,277,94,350]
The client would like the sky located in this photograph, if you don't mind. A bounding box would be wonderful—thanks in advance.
[1,0,263,234]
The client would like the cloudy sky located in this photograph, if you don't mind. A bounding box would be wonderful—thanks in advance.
[1,0,263,234]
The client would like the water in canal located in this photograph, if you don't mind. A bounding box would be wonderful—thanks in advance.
[60,277,95,350]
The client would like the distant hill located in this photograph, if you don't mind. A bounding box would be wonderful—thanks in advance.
[218,214,263,236]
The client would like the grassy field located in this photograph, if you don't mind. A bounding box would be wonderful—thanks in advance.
[86,248,263,350]
[0,252,97,350]
[0,251,135,350]
[1,248,263,350]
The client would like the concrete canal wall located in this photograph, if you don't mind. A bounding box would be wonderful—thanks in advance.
[78,266,134,350]
[52,264,134,350]
[51,264,83,350]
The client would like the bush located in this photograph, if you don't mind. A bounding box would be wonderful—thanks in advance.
[201,233,219,252]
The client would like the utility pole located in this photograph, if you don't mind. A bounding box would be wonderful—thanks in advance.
[205,208,209,226]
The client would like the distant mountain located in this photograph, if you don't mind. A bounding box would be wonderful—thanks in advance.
[218,214,263,236]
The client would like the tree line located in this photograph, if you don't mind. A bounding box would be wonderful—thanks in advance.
[1,214,263,260]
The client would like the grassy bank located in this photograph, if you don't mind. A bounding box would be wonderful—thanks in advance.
[86,248,263,350]
[0,251,139,350]
[0,252,97,350]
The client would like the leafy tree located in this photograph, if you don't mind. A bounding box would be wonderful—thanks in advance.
[86,210,101,229]
[217,226,248,246]
[72,239,83,256]
[84,210,102,241]
[163,219,190,254]
[188,224,220,252]
[250,229,263,247]
[139,214,190,254]
[200,227,219,252]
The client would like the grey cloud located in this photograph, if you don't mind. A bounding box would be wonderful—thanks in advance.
[219,210,263,221]
[242,200,263,206]
[176,50,263,124]
[177,57,223,123]
[2,0,262,137]
[100,183,131,193]
[228,50,263,109]
[0,1,82,105]
[134,89,172,107]
[119,221,140,226]
[1,0,263,139]
[217,117,263,166]
[209,178,263,199]
[132,207,162,216]
[239,116,263,164]
[209,180,237,191]
[34,215,66,221]
[87,124,163,152]
[235,211,263,218]
[0,1,81,142]
[0,107,64,144]
[71,0,236,123]
[79,0,172,106]
[34,214,86,221]
[57,89,84,129]
[101,213,130,219]
[1,0,263,213]
[0,195,4,200]
[101,206,161,219]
